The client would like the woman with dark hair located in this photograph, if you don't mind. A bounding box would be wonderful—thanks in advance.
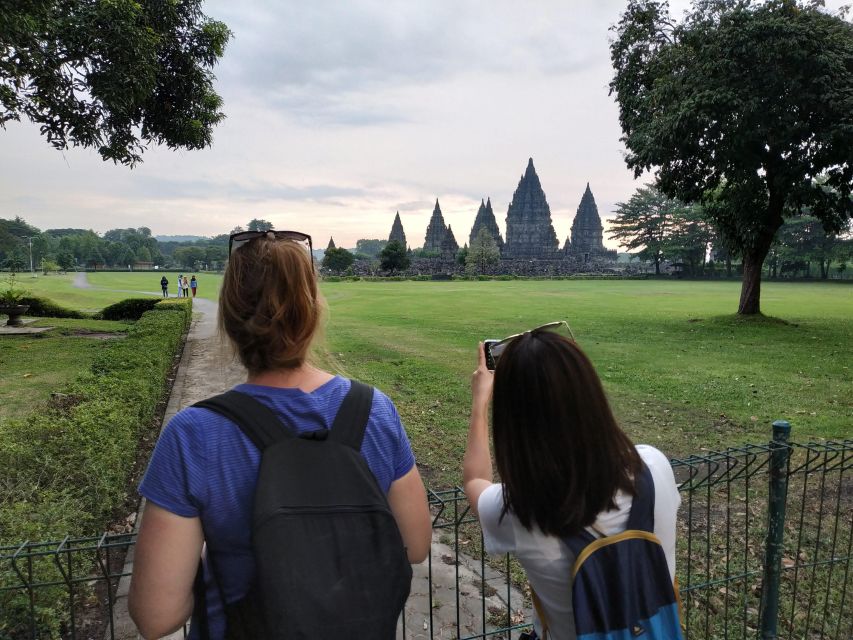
[463,324,680,639]
[129,230,432,639]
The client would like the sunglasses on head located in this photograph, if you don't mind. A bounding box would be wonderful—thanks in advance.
[228,230,314,268]
[484,321,575,370]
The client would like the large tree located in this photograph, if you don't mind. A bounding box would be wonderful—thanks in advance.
[1,0,231,165]
[322,247,355,274]
[608,186,681,275]
[379,240,409,274]
[611,0,853,314]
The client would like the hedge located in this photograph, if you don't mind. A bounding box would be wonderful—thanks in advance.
[0,298,192,635]
[97,297,162,321]
[18,296,91,319]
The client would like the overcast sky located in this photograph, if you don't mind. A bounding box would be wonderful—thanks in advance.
[1,1,848,249]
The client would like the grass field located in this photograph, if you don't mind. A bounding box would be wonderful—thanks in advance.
[3,274,850,487]
[14,271,222,310]
[0,318,132,420]
[314,280,851,485]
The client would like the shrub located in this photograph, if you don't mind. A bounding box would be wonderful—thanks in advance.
[0,306,190,635]
[17,296,90,319]
[98,297,160,321]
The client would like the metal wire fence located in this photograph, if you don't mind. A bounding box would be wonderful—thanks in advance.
[2,432,851,639]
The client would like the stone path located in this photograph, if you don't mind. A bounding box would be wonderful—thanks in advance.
[110,301,531,639]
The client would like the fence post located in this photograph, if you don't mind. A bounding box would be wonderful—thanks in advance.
[758,419,791,639]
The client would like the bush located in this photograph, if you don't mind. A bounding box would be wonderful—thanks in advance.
[98,297,160,320]
[17,296,90,319]
[0,305,191,634]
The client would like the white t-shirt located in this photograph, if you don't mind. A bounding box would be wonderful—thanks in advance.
[478,445,680,640]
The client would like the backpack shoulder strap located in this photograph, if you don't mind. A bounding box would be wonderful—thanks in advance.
[626,462,655,532]
[328,379,374,451]
[193,390,293,451]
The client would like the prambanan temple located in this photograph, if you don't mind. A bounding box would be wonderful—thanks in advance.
[384,158,616,273]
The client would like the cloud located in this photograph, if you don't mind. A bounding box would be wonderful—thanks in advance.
[133,176,367,203]
[207,0,608,125]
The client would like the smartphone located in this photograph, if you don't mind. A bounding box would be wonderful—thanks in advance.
[483,339,501,370]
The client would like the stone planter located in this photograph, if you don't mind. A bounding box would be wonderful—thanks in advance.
[0,304,29,327]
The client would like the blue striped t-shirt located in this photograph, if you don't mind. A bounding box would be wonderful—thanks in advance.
[138,376,416,638]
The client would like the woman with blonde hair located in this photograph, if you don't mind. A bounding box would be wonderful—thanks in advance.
[130,230,431,639]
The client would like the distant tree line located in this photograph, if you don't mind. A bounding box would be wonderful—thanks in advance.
[609,186,852,279]
[0,217,280,272]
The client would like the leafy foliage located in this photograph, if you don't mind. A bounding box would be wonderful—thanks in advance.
[0,299,191,633]
[609,186,683,275]
[611,0,853,312]
[98,297,160,321]
[466,228,501,275]
[355,239,388,257]
[322,247,355,273]
[0,0,232,165]
[17,295,88,318]
[246,219,274,232]
[379,240,410,273]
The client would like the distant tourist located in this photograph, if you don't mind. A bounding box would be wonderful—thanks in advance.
[463,326,681,639]
[190,275,198,298]
[177,274,184,298]
[160,275,169,298]
[129,230,431,639]
[182,275,189,297]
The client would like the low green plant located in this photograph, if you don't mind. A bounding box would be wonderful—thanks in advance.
[17,296,90,319]
[97,297,160,320]
[0,299,192,634]
[0,272,30,305]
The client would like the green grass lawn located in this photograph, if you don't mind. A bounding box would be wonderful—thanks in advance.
[0,318,131,420]
[317,280,852,486]
[16,271,222,310]
[4,274,850,488]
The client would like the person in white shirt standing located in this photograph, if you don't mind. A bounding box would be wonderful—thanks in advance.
[463,325,680,640]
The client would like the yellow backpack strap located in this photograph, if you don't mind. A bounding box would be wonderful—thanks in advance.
[530,586,549,638]
[571,529,662,577]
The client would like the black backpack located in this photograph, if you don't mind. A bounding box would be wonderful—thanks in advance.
[192,380,412,639]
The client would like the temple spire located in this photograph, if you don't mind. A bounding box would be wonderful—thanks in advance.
[326,237,336,251]
[423,199,447,252]
[388,211,407,248]
[469,196,505,250]
[503,158,558,258]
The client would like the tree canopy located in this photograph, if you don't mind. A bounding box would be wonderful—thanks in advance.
[379,240,409,274]
[322,247,355,274]
[0,0,231,165]
[466,228,500,275]
[611,0,853,313]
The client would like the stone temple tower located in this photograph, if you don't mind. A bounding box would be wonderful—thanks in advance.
[565,184,614,262]
[441,225,459,259]
[388,211,407,248]
[469,198,504,252]
[423,199,447,253]
[503,158,559,258]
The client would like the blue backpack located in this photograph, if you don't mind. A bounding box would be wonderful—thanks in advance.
[531,464,683,639]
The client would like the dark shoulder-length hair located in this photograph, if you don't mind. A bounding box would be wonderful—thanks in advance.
[491,330,642,538]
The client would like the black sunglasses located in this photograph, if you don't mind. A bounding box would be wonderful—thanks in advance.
[228,230,314,268]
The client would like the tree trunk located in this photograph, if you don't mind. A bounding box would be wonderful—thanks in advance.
[726,256,732,278]
[738,250,766,314]
[821,260,829,280]
[654,257,660,275]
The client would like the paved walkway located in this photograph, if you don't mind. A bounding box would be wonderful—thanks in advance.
[110,302,531,639]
